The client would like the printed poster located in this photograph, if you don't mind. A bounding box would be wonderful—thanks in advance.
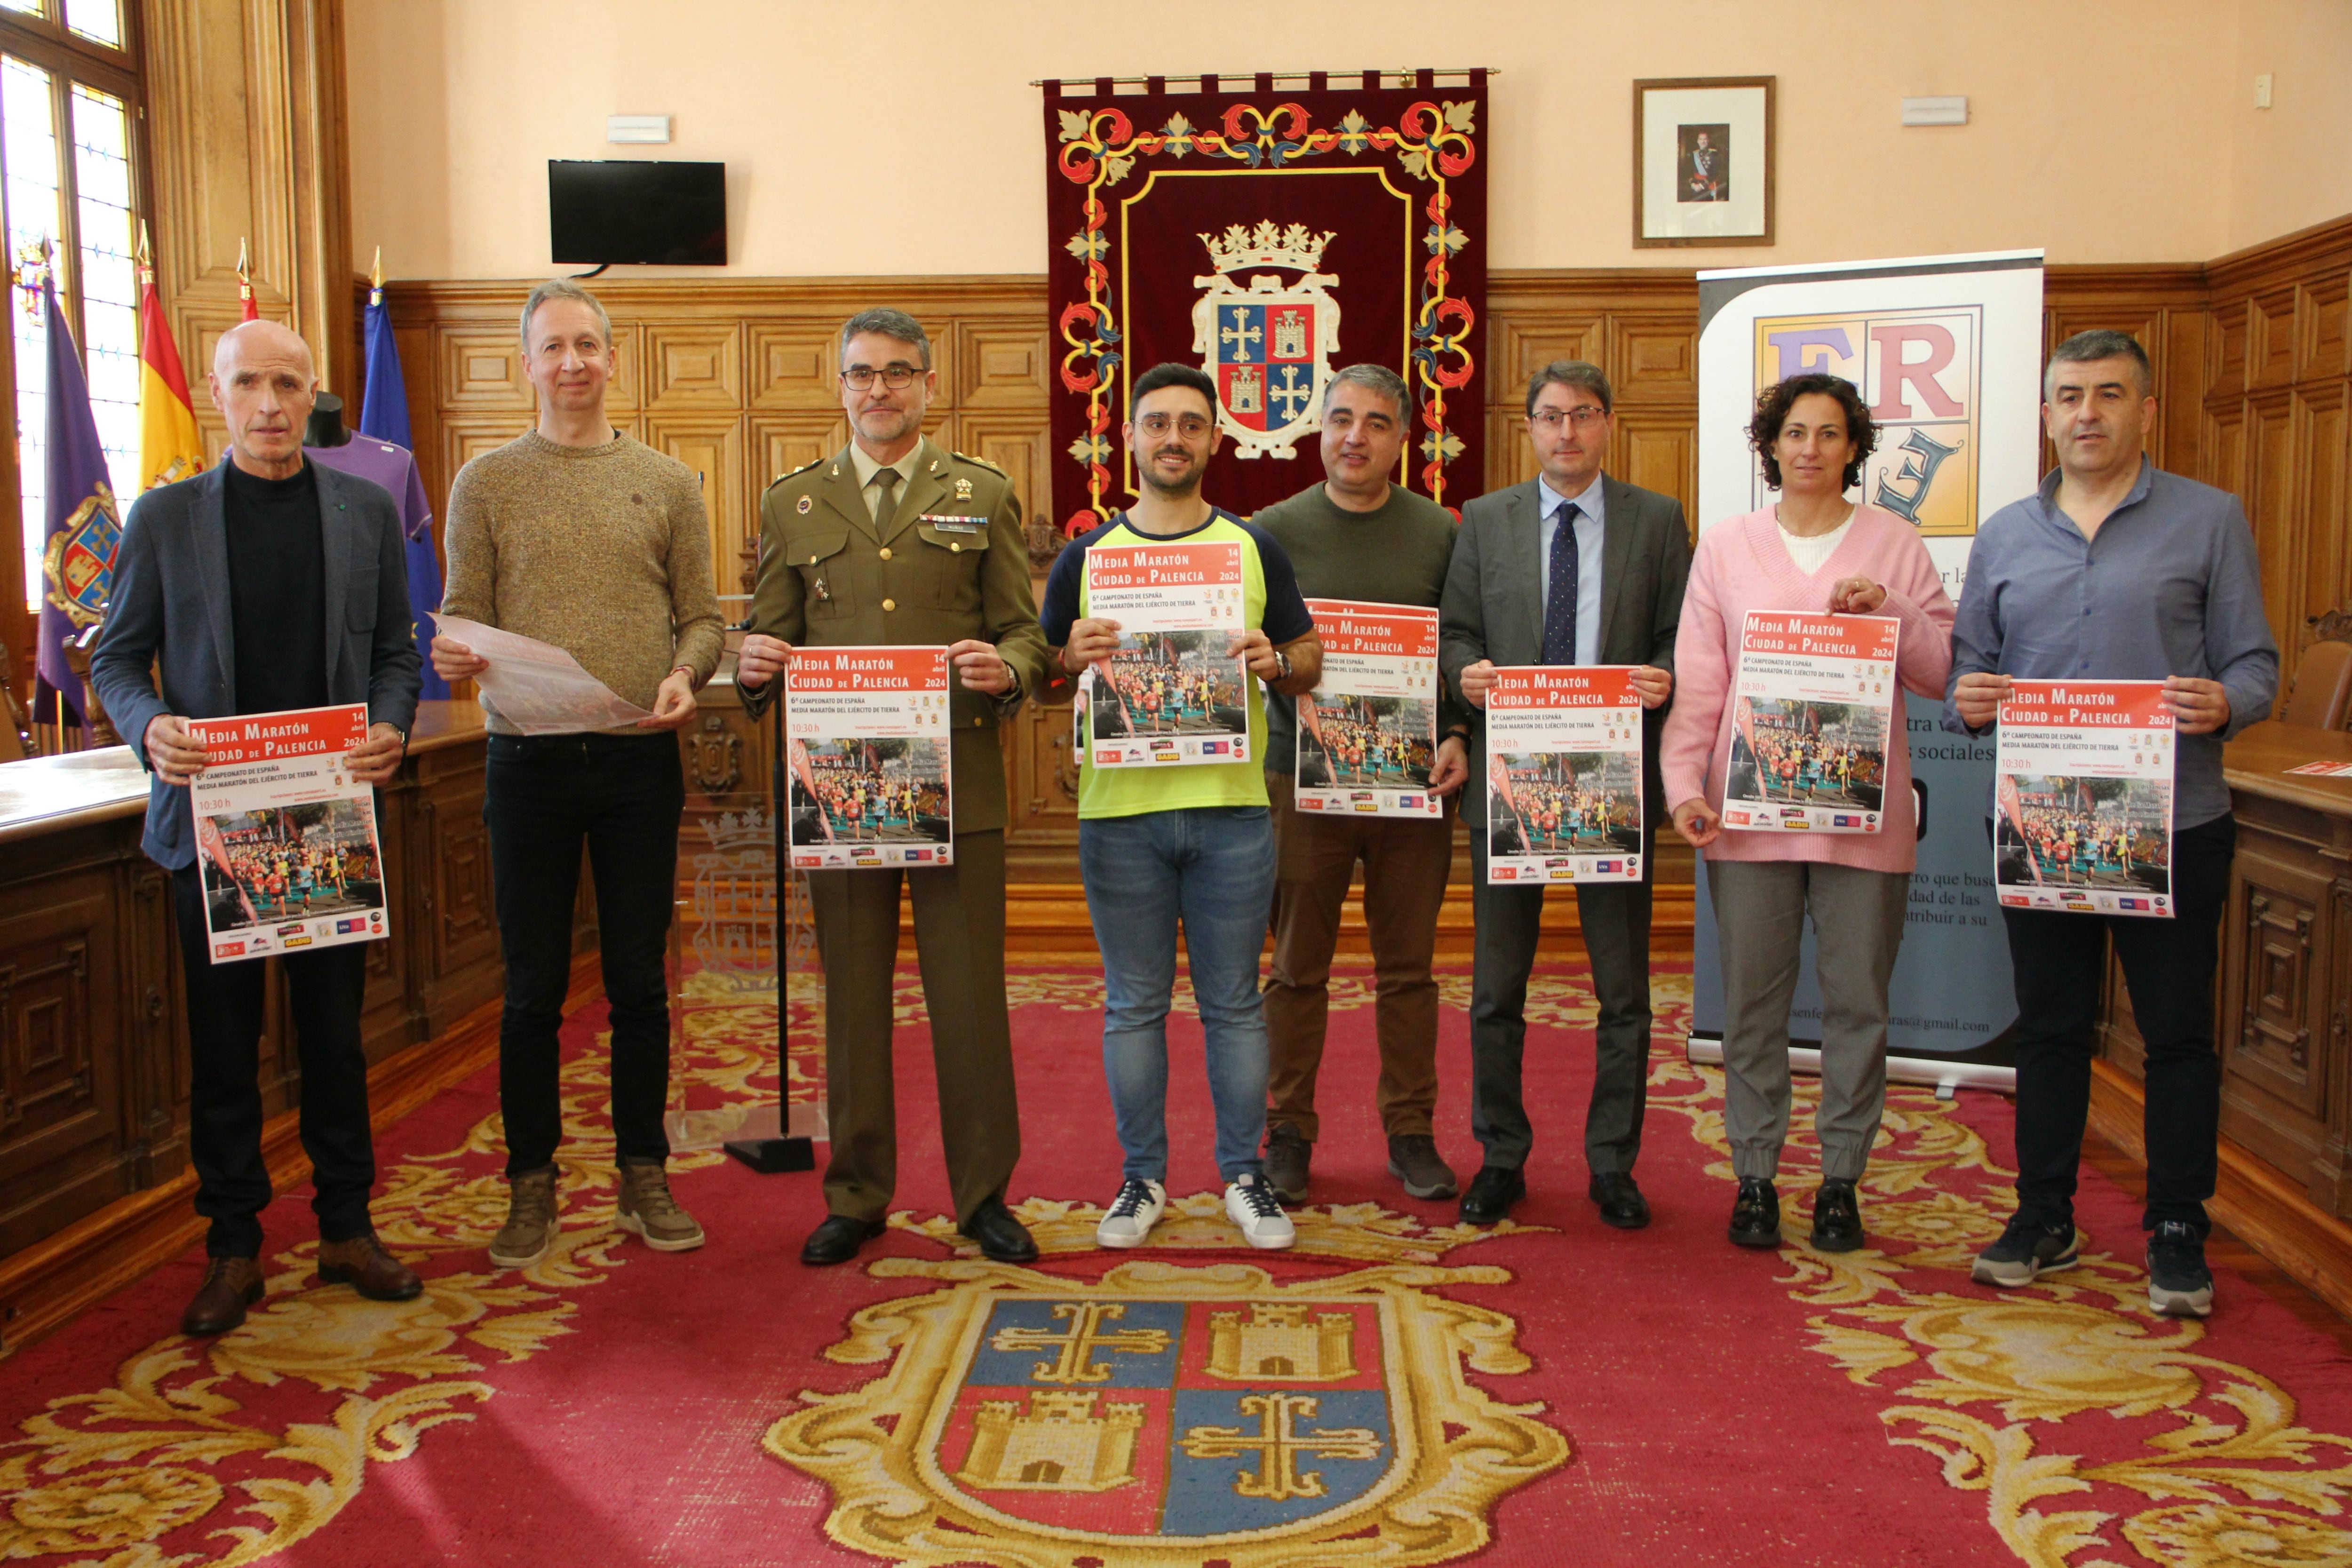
[1724,612,1900,834]
[1485,666,1645,885]
[1079,540,1248,768]
[1295,598,1442,819]
[2286,759,2352,778]
[1994,679,2174,918]
[184,703,389,964]
[786,645,954,870]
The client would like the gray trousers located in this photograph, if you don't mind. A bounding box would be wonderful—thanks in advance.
[1708,858,1910,1182]
[1468,828,1653,1174]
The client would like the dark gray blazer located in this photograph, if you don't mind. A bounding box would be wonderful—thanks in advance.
[91,458,421,870]
[1438,473,1693,826]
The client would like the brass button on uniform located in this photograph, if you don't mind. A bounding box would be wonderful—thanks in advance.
[878,546,892,560]
[882,597,897,612]
[951,541,962,553]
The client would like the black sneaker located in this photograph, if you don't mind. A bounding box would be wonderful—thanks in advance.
[1971,1212,2080,1288]
[2146,1220,2214,1318]
[1810,1178,1864,1253]
[1728,1178,1781,1248]
[1264,1123,1311,1203]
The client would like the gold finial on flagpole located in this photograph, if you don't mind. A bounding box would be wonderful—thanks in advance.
[235,235,253,316]
[369,244,383,308]
[137,219,151,280]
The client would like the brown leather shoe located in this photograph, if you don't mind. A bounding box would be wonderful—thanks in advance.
[317,1233,424,1301]
[182,1256,263,1337]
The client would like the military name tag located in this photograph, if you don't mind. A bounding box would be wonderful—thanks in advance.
[921,514,985,533]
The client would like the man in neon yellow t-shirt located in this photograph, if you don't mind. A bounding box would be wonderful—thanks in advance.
[1041,363,1322,1252]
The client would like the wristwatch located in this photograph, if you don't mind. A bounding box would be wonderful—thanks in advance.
[1271,648,1294,683]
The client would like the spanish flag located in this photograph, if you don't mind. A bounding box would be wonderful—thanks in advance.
[135,233,204,491]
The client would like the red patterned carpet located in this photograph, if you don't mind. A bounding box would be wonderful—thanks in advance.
[7,960,2352,1567]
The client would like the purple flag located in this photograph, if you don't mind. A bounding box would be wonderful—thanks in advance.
[355,286,449,699]
[35,271,121,726]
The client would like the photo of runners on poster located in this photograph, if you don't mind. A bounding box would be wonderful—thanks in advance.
[1485,666,1645,884]
[785,645,953,870]
[184,703,389,964]
[1723,611,1900,834]
[1994,679,2174,918]
[1079,540,1248,767]
[1295,598,1441,818]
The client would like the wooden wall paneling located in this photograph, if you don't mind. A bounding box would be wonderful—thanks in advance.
[1609,314,1700,406]
[2249,390,2302,687]
[1613,410,1696,523]
[749,322,844,407]
[950,409,1053,543]
[1484,406,1541,492]
[644,321,741,410]
[2306,272,2350,382]
[437,325,534,411]
[120,859,183,1186]
[0,868,121,1258]
[953,318,1054,409]
[2298,385,2348,630]
[644,414,747,597]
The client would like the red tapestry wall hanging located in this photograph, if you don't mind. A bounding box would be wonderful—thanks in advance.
[1046,70,1489,533]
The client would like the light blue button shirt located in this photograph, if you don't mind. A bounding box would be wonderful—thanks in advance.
[1536,470,1605,666]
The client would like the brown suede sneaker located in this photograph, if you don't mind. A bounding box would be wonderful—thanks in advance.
[182,1256,263,1337]
[489,1165,560,1269]
[616,1160,705,1252]
[318,1233,424,1301]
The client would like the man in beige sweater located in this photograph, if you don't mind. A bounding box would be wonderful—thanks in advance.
[434,278,723,1269]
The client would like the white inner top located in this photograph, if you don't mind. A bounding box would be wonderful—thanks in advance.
[1778,510,1855,576]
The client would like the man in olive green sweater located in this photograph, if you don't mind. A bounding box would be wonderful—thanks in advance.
[1255,365,1470,1204]
[435,278,723,1270]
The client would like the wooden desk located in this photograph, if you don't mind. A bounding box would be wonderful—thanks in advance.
[0,702,523,1274]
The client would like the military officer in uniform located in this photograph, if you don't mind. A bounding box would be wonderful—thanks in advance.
[738,307,1050,1267]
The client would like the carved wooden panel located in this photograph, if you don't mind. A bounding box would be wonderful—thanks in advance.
[2249,392,2299,670]
[1490,315,1605,394]
[437,327,535,410]
[2251,287,2300,390]
[749,322,845,408]
[1485,407,1540,491]
[2298,386,2349,629]
[950,408,1053,549]
[645,322,743,409]
[749,411,850,490]
[1614,410,1697,527]
[954,319,1052,408]
[1612,316,1698,404]
[645,414,747,600]
[2229,853,2330,1121]
[422,777,498,987]
[2307,275,2349,382]
[2212,300,2251,402]
[0,871,122,1258]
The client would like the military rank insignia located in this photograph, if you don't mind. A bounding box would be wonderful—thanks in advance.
[954,477,974,501]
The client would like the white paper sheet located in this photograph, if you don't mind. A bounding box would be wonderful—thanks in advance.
[434,614,652,734]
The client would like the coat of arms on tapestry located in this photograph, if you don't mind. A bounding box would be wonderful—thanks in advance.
[1046,70,1489,531]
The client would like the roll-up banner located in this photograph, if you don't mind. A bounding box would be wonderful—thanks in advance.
[1688,250,2044,1087]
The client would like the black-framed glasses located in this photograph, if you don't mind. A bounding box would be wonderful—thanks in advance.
[1531,407,1607,431]
[842,365,921,390]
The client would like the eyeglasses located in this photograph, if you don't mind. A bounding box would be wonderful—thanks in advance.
[841,366,921,391]
[1531,407,1607,431]
[1137,413,1212,438]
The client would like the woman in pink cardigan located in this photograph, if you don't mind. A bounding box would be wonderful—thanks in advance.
[1661,373,1955,1254]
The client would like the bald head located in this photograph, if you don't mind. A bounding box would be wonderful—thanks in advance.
[208,319,318,479]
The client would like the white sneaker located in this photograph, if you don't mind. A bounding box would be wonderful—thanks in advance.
[1096,1178,1167,1249]
[1225,1174,1296,1250]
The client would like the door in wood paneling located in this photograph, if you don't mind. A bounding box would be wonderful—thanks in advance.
[645,413,748,598]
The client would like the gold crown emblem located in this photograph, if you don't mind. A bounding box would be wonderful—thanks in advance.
[1199,220,1334,275]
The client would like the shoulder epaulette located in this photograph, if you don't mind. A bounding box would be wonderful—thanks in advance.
[951,450,1008,478]
[763,457,824,491]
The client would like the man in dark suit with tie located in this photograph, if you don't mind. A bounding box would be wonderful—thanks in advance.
[92,319,425,1336]
[1439,360,1692,1226]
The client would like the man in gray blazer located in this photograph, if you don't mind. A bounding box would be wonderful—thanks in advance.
[1439,360,1691,1227]
[93,319,423,1337]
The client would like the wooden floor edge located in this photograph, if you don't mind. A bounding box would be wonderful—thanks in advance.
[2088,1059,2352,1323]
[0,955,602,1361]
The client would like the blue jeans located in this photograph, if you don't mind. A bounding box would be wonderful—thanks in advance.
[1079,806,1276,1185]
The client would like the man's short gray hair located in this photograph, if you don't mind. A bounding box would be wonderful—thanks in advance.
[1526,359,1613,418]
[839,308,932,370]
[1322,363,1411,422]
[2045,328,2153,401]
[520,278,612,352]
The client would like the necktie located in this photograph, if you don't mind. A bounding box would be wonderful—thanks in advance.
[1541,502,1580,665]
[869,466,899,525]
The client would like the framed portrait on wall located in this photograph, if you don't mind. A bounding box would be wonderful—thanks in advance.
[1634,77,1775,248]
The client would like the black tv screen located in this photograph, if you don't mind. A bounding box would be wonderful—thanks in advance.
[548,159,726,266]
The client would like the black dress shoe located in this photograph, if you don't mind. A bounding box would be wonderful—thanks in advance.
[959,1197,1039,1263]
[1458,1165,1526,1226]
[1588,1171,1651,1230]
[1810,1178,1864,1253]
[1729,1178,1782,1249]
[800,1213,886,1266]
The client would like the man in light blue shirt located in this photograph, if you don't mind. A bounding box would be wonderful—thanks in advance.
[1945,329,2278,1320]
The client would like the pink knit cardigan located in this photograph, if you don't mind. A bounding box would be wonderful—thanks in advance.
[1659,504,1956,872]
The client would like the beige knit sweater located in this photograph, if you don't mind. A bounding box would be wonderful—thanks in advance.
[441,429,726,733]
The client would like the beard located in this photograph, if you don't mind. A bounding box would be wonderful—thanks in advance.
[1138,454,1205,500]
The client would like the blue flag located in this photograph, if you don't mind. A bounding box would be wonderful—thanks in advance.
[358,286,449,700]
[35,271,121,725]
